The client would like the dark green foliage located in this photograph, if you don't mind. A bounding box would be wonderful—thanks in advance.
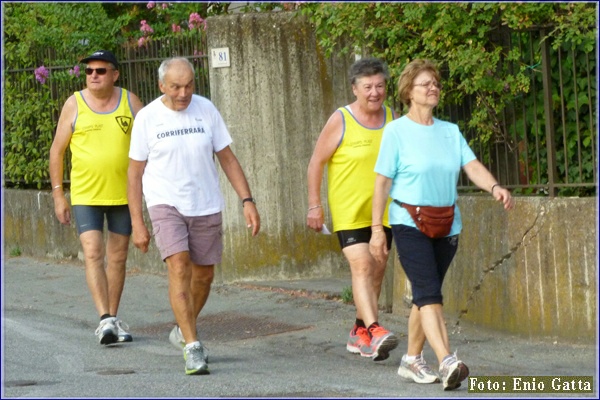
[299,2,596,195]
[3,2,596,193]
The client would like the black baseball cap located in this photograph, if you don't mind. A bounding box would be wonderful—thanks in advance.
[81,50,119,68]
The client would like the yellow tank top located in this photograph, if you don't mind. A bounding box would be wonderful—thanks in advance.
[327,106,392,232]
[70,88,133,205]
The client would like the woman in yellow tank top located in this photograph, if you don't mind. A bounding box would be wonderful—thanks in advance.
[307,58,398,363]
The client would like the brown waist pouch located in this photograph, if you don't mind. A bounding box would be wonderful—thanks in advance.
[393,199,455,239]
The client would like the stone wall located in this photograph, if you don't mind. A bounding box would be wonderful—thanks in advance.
[3,191,596,342]
[205,12,354,284]
[392,196,597,342]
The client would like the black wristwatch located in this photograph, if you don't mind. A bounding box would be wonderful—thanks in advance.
[242,197,256,207]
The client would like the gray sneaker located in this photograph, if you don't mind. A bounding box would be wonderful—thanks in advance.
[95,317,118,345]
[439,353,469,390]
[170,325,209,362]
[115,318,133,342]
[184,343,209,375]
[398,352,439,383]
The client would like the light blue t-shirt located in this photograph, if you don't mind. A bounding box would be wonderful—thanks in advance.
[374,116,476,235]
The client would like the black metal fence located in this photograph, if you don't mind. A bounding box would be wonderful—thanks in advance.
[117,34,210,105]
[5,33,209,121]
[403,29,596,197]
[462,29,597,197]
[4,29,597,197]
[3,32,209,188]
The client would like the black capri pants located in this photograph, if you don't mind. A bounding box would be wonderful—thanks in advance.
[391,224,459,308]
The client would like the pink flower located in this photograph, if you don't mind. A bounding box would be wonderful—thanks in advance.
[188,12,205,30]
[68,65,80,77]
[34,65,49,84]
[140,20,154,35]
[138,37,148,47]
[147,2,155,9]
[161,3,168,9]
[171,24,181,33]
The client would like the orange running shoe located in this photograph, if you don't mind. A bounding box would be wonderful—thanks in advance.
[346,325,373,356]
[367,323,399,361]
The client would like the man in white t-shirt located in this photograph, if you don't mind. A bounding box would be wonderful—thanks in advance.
[128,57,260,376]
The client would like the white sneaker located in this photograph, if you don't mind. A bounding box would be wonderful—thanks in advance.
[439,352,469,390]
[95,317,118,345]
[184,343,209,375]
[398,352,439,383]
[115,318,133,342]
[169,325,209,362]
[169,325,185,350]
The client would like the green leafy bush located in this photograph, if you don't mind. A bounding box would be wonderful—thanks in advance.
[299,2,596,193]
[341,286,354,305]
[4,72,57,188]
[3,3,128,188]
[3,2,596,193]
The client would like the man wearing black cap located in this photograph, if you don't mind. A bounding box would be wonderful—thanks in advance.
[49,50,144,346]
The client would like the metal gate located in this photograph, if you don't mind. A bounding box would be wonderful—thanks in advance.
[115,33,210,105]
[3,32,209,187]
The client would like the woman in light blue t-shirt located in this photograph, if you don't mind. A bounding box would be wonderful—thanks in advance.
[370,59,515,391]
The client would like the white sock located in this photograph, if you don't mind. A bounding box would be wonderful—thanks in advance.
[184,341,200,350]
[405,354,419,363]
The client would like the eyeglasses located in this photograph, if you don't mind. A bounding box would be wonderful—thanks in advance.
[84,68,112,76]
[413,80,443,90]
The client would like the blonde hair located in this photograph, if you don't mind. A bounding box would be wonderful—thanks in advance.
[397,59,441,107]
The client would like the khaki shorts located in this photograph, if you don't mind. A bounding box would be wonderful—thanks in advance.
[148,205,223,265]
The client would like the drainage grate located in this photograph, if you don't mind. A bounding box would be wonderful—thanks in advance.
[136,312,311,342]
[198,312,312,342]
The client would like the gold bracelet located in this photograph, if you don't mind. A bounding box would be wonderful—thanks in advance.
[52,185,62,191]
[308,204,322,211]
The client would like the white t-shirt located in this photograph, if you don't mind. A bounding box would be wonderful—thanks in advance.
[129,94,233,216]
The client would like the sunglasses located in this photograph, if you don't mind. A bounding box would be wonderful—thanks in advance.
[84,67,113,76]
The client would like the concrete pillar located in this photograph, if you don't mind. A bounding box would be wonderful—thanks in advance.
[206,12,355,283]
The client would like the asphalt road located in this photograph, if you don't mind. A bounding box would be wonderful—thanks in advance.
[2,256,597,398]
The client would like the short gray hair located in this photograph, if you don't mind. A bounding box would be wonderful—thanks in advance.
[158,57,195,83]
[348,58,390,85]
